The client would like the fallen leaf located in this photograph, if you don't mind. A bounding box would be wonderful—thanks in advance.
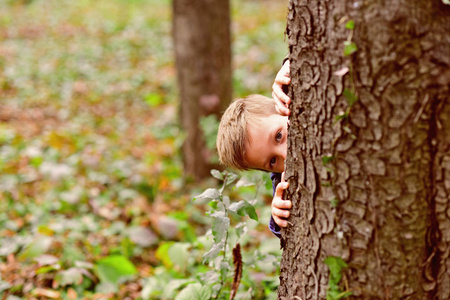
[32,288,60,299]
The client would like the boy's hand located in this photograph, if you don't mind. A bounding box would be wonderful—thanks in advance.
[272,60,291,116]
[271,173,292,228]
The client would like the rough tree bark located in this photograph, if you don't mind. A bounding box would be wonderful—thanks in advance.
[279,0,450,299]
[173,0,232,180]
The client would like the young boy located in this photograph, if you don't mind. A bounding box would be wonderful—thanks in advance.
[216,94,292,238]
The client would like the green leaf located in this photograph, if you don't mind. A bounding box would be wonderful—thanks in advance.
[324,256,348,284]
[343,41,357,56]
[224,172,238,186]
[54,268,83,287]
[141,277,161,300]
[211,211,230,243]
[168,243,191,273]
[222,195,230,209]
[343,89,358,106]
[325,256,350,300]
[327,289,352,300]
[235,222,247,238]
[133,182,156,202]
[193,188,220,202]
[220,261,230,281]
[95,255,137,284]
[229,200,258,221]
[210,169,224,180]
[203,241,224,263]
[175,283,212,300]
[35,265,60,274]
[322,156,335,166]
[162,279,194,299]
[156,242,175,268]
[144,93,163,107]
[19,236,53,261]
[235,177,256,188]
[345,20,354,30]
[330,198,339,208]
[327,289,342,300]
[30,156,43,167]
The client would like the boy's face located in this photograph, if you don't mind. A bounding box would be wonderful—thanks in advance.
[245,114,288,173]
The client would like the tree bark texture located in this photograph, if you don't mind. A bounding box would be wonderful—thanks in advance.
[279,0,449,299]
[173,0,232,180]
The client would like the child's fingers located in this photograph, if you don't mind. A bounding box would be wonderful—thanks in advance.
[272,83,290,104]
[273,215,288,228]
[274,181,289,197]
[273,198,292,210]
[272,206,290,219]
[275,75,291,85]
[273,94,290,116]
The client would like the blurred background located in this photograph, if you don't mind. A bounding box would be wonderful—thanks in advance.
[0,0,288,299]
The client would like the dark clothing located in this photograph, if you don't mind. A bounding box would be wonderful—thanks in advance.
[269,57,290,239]
[269,172,282,238]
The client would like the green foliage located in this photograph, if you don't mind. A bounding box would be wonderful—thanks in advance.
[229,200,258,221]
[54,268,84,287]
[18,236,53,261]
[190,170,280,299]
[343,88,358,106]
[330,198,339,208]
[343,41,358,56]
[0,0,285,298]
[345,20,355,30]
[324,256,352,300]
[175,283,212,300]
[322,155,335,166]
[95,255,138,284]
[144,92,164,107]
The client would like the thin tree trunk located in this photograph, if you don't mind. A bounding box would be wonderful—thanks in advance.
[279,0,450,299]
[173,0,232,180]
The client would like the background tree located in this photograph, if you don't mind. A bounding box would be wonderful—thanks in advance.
[173,0,232,180]
[279,0,449,299]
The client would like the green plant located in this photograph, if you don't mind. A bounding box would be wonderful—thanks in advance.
[194,170,258,297]
[324,256,352,300]
[141,170,281,300]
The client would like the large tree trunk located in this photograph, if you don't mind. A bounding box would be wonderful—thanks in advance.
[279,0,450,299]
[173,0,232,180]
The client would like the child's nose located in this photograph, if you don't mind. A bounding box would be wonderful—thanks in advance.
[277,145,287,173]
[279,142,287,160]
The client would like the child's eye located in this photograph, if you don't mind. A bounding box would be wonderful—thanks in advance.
[276,131,282,142]
[270,157,276,167]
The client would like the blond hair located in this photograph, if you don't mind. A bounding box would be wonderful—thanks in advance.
[217,94,278,170]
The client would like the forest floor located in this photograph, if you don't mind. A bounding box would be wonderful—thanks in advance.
[0,0,288,299]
